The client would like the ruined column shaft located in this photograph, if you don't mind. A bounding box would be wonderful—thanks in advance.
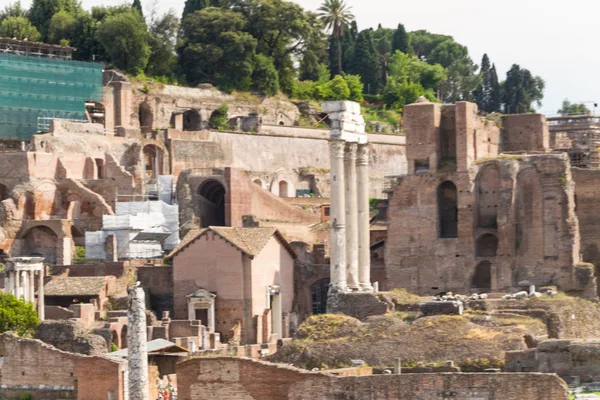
[329,139,347,292]
[357,144,373,292]
[38,270,45,320]
[128,287,149,400]
[15,271,21,299]
[344,142,359,290]
[29,270,35,304]
[6,271,13,296]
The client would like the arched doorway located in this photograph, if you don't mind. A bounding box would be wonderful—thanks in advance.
[198,180,226,227]
[22,226,58,264]
[476,165,501,229]
[253,179,263,188]
[311,278,330,315]
[139,102,153,129]
[476,234,498,257]
[438,181,458,238]
[472,261,492,291]
[183,109,201,131]
[143,145,163,180]
[121,325,128,349]
[279,181,289,198]
[111,330,119,351]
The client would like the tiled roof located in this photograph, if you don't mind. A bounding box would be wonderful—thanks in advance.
[166,227,296,260]
[44,276,107,296]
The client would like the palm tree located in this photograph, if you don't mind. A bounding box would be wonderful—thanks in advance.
[317,0,354,75]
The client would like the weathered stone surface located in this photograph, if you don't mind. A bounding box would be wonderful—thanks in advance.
[34,320,108,355]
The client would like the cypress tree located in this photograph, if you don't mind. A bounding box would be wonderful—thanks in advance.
[489,64,501,112]
[348,29,381,94]
[391,23,410,54]
[182,0,215,20]
[473,54,502,113]
[132,0,144,19]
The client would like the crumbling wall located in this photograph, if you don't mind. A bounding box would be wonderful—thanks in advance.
[501,114,549,152]
[176,357,569,400]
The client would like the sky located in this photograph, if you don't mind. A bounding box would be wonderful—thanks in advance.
[8,0,597,114]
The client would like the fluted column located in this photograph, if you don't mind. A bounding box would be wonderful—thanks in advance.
[357,144,373,292]
[29,270,35,304]
[344,142,359,290]
[21,271,28,301]
[15,270,21,299]
[329,139,347,293]
[38,270,45,320]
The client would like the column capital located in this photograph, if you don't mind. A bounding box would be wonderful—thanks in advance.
[330,139,346,159]
[357,144,369,165]
[344,142,358,159]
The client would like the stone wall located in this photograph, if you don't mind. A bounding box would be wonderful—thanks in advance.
[572,168,600,265]
[506,339,600,383]
[176,357,569,400]
[501,114,549,152]
[137,265,174,316]
[0,332,124,400]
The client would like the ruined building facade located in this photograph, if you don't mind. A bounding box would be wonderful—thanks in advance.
[385,99,597,297]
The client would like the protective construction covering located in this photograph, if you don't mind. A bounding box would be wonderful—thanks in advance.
[85,200,180,260]
[0,53,103,140]
[158,175,174,204]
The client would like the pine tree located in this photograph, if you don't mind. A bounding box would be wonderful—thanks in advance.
[132,0,144,19]
[391,23,410,54]
[182,0,215,20]
[348,29,381,95]
[473,54,501,113]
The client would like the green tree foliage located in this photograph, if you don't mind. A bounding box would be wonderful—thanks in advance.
[132,0,144,19]
[178,7,256,91]
[28,0,81,41]
[293,73,362,102]
[209,104,229,130]
[388,51,446,91]
[47,9,75,44]
[503,64,545,114]
[0,292,40,337]
[391,23,410,54]
[252,54,279,96]
[182,0,219,20]
[557,99,589,116]
[318,0,354,76]
[146,10,179,78]
[0,1,28,21]
[473,54,502,113]
[349,29,381,94]
[0,16,41,41]
[96,8,151,74]
[383,78,434,112]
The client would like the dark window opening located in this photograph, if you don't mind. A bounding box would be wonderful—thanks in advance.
[311,279,329,315]
[438,181,458,238]
[471,261,492,291]
[476,234,498,257]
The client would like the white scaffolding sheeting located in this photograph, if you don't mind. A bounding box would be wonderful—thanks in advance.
[85,200,180,260]
[158,175,174,204]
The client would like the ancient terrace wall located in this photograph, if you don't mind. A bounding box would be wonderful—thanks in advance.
[385,100,593,296]
[176,357,569,400]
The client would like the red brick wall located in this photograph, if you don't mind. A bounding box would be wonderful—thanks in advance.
[176,357,569,400]
[502,114,549,152]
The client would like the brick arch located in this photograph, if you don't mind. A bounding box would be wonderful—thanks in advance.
[197,179,226,227]
[476,233,498,257]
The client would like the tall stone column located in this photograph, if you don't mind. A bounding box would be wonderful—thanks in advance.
[15,270,21,299]
[128,287,149,400]
[357,144,373,292]
[6,271,12,296]
[38,270,45,320]
[329,139,347,293]
[21,271,28,301]
[344,142,359,290]
[29,270,35,304]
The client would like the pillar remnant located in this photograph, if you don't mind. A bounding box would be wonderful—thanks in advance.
[127,286,149,400]
[322,100,372,298]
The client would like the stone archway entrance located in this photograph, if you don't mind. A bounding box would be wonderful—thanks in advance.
[472,261,492,291]
[197,180,226,227]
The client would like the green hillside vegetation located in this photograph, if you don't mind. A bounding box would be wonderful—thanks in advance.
[6,0,547,118]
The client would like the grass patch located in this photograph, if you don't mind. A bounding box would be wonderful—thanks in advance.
[232,91,262,104]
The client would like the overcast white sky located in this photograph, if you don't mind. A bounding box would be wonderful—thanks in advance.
[9,0,596,114]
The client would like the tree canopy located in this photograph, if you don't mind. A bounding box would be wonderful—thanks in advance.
[557,100,589,116]
[0,292,40,337]
[0,0,546,111]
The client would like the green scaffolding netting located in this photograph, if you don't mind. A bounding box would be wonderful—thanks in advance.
[0,53,103,141]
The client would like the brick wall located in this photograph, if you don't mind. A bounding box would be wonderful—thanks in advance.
[0,333,124,400]
[176,357,569,400]
[502,114,549,152]
[137,265,174,316]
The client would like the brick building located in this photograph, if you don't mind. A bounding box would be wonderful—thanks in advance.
[385,98,597,296]
[167,226,296,345]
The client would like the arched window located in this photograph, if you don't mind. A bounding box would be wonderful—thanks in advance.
[476,234,498,257]
[311,278,330,315]
[139,102,153,128]
[279,181,289,198]
[253,179,263,188]
[183,109,201,131]
[472,261,492,290]
[111,330,119,350]
[438,181,458,238]
[121,325,128,349]
[198,180,226,227]
[143,145,163,180]
[22,226,58,264]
